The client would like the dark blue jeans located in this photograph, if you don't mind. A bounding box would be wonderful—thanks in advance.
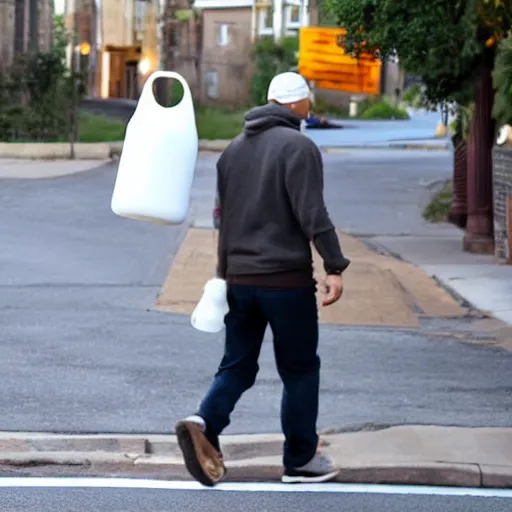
[198,285,320,470]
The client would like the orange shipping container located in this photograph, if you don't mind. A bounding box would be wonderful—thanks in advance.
[298,27,382,95]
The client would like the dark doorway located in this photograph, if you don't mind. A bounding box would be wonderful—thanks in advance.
[125,61,139,100]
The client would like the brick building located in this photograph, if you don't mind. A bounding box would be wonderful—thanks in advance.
[0,0,53,70]
[493,147,512,263]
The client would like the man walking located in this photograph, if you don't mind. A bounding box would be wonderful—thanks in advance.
[176,72,350,486]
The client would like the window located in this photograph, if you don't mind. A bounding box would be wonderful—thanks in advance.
[289,5,300,23]
[206,70,218,99]
[286,5,301,28]
[257,6,273,36]
[134,0,147,33]
[216,23,229,47]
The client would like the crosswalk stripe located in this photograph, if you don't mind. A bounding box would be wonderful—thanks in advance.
[0,478,511,498]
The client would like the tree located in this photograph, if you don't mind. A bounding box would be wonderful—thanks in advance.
[493,32,512,126]
[325,1,490,104]
[52,15,70,62]
[325,0,511,253]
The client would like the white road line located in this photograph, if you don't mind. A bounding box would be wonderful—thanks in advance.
[0,478,510,498]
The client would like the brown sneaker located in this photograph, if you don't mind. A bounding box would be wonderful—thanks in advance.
[175,416,226,487]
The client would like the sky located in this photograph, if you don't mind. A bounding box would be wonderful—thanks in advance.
[55,0,65,15]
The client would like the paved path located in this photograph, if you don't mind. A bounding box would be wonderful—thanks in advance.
[0,152,511,435]
[156,228,468,327]
[0,482,510,512]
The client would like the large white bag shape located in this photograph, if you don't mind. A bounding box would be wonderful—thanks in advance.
[111,71,199,225]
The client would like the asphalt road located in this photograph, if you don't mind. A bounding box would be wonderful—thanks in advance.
[1,483,510,512]
[1,151,511,434]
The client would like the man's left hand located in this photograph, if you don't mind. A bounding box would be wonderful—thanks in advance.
[322,274,344,306]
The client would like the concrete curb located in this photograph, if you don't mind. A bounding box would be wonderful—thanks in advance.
[0,139,450,160]
[321,143,450,153]
[0,140,228,160]
[0,428,510,488]
[0,143,112,160]
[109,140,233,156]
[0,452,501,488]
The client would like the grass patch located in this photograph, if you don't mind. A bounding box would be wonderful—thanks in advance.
[359,100,409,120]
[79,107,247,142]
[78,112,126,142]
[76,98,408,144]
[423,180,453,222]
[195,107,246,140]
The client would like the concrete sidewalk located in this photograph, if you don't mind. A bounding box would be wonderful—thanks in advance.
[307,111,444,149]
[0,159,108,179]
[1,426,511,488]
[371,228,512,326]
[155,229,469,328]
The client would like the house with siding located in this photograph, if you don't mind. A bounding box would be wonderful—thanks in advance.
[193,0,311,105]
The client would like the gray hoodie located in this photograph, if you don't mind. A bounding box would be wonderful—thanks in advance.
[215,102,350,281]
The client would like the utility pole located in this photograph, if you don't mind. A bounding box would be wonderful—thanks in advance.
[305,0,315,26]
[301,0,310,27]
[272,0,285,42]
[69,9,81,159]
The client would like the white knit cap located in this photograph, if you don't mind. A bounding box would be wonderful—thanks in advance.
[267,72,311,104]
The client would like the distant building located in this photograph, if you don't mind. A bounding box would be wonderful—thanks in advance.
[194,0,310,105]
[0,0,53,69]
[64,0,160,98]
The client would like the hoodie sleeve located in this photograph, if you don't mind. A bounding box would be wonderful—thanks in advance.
[284,139,350,274]
[215,159,227,279]
[213,190,221,230]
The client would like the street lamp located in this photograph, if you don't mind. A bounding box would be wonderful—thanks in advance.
[139,57,151,75]
[79,42,91,55]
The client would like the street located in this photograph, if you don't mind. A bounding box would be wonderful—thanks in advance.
[1,0,512,504]
[1,146,511,509]
[1,480,511,512]
[1,150,511,434]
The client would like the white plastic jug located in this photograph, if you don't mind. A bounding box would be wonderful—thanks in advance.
[191,278,230,333]
[111,71,199,225]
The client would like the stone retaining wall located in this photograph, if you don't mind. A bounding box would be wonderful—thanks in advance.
[493,147,512,263]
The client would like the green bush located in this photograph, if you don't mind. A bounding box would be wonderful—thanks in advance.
[359,100,409,120]
[312,96,348,117]
[356,95,379,114]
[251,36,299,106]
[493,33,512,126]
[0,15,85,142]
[423,180,453,223]
[402,83,423,108]
[0,51,80,141]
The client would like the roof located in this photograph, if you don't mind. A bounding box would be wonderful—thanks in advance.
[193,0,254,8]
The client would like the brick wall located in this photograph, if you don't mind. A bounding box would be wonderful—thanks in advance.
[38,0,53,52]
[0,0,15,68]
[493,147,512,263]
[0,0,52,67]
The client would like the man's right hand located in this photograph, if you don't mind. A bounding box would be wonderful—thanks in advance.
[322,274,344,307]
